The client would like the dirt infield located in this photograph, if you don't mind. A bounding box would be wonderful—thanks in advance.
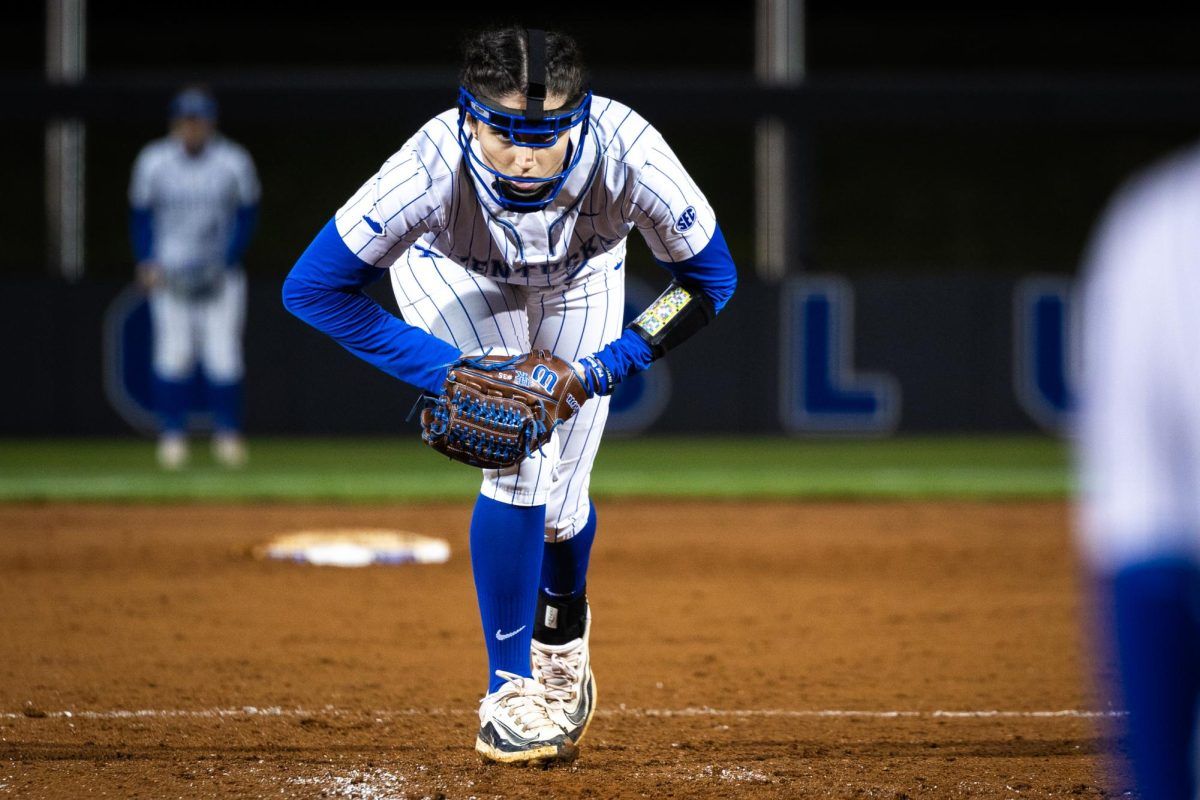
[0,501,1129,798]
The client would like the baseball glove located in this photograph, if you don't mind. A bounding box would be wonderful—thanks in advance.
[165,262,225,300]
[418,350,588,469]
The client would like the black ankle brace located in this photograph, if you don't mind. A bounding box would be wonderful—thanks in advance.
[533,589,588,645]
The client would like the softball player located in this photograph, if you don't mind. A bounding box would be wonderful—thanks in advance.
[284,27,736,764]
[1078,142,1200,798]
[129,87,260,469]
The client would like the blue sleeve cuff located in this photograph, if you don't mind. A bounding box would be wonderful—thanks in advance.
[655,222,737,314]
[595,328,655,383]
[130,207,154,263]
[594,223,736,383]
[282,217,461,394]
[225,203,259,266]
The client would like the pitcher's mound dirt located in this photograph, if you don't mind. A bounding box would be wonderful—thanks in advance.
[0,501,1128,798]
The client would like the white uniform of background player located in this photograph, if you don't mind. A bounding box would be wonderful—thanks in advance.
[284,26,736,766]
[334,97,716,537]
[129,88,260,469]
[1078,143,1200,798]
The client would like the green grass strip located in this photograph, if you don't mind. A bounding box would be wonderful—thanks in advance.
[0,436,1071,503]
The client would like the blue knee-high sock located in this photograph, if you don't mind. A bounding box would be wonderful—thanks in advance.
[540,501,597,599]
[471,494,546,693]
[1106,557,1200,800]
[208,379,244,433]
[154,375,189,435]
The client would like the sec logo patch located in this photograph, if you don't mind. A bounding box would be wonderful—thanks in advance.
[674,206,697,233]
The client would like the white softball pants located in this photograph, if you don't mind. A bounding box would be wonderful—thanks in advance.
[390,251,624,541]
[149,270,247,384]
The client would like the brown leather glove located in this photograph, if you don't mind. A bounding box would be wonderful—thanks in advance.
[419,350,588,469]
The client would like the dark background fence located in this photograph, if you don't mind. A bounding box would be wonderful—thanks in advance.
[4,273,1070,436]
[5,2,1197,436]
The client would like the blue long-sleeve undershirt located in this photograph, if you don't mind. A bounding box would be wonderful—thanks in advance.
[130,207,154,263]
[595,222,738,380]
[662,223,737,315]
[282,217,462,394]
[225,204,259,266]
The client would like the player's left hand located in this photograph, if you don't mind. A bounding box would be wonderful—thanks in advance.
[418,350,588,469]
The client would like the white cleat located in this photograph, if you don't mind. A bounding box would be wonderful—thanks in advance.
[213,434,248,469]
[475,670,578,766]
[532,606,597,745]
[156,434,188,471]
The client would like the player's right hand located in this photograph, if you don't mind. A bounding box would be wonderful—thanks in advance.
[137,262,163,291]
[570,355,617,398]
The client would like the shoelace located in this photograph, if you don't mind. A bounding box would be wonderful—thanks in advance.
[485,670,562,736]
[532,648,582,706]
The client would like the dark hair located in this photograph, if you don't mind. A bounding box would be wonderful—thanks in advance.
[460,26,586,104]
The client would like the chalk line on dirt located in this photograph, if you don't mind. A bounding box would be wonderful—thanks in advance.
[0,706,1126,721]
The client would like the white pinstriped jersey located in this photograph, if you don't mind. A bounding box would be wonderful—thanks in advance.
[129,135,260,271]
[334,96,717,285]
[1079,143,1200,574]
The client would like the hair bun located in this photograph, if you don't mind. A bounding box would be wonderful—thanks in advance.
[461,26,586,103]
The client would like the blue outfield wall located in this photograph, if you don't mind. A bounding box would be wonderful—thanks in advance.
[2,274,1076,437]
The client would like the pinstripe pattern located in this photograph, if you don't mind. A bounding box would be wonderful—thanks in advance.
[129,135,260,272]
[333,95,711,523]
[334,96,715,288]
[540,268,624,539]
[392,250,622,527]
[130,135,258,394]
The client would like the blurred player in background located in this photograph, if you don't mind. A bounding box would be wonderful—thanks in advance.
[129,86,260,470]
[283,27,736,764]
[1078,143,1200,799]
